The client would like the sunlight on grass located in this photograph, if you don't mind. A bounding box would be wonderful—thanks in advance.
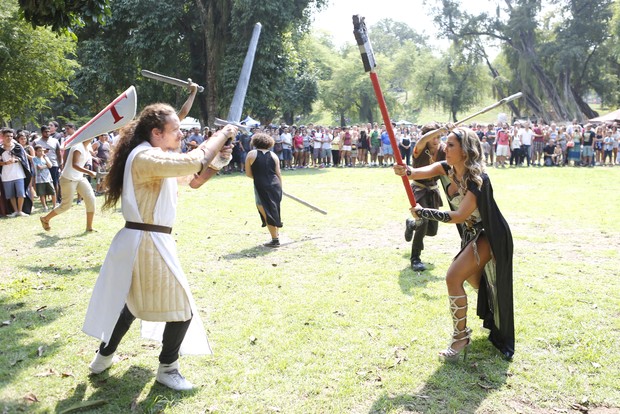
[0,165,618,413]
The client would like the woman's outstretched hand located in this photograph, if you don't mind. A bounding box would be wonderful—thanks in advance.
[393,164,407,176]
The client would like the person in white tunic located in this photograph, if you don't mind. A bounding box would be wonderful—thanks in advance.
[83,102,237,391]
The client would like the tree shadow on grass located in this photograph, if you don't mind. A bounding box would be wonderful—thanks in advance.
[0,298,63,411]
[369,337,511,413]
[53,365,156,413]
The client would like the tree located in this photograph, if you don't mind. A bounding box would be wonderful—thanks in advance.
[17,0,327,126]
[18,0,109,32]
[0,0,77,126]
[368,18,428,56]
[433,0,616,123]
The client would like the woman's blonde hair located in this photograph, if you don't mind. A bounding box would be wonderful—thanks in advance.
[449,127,485,191]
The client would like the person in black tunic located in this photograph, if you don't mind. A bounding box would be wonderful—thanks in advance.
[404,122,446,271]
[245,132,283,247]
[394,127,514,361]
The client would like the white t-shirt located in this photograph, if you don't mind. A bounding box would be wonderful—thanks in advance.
[35,137,61,166]
[1,145,26,181]
[313,133,323,149]
[280,133,292,149]
[518,128,534,146]
[61,143,91,181]
[322,133,332,149]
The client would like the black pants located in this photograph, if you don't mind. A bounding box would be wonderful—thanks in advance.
[99,304,192,364]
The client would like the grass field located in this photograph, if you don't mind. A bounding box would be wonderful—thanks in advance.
[0,164,619,413]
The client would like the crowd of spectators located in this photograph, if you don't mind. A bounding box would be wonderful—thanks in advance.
[183,120,620,174]
[0,121,117,218]
[2,118,617,218]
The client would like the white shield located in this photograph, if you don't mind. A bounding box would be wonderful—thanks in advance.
[63,86,137,149]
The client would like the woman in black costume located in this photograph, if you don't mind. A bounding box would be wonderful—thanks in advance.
[394,127,514,361]
[245,132,283,247]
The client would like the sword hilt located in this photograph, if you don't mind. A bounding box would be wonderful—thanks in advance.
[213,118,251,135]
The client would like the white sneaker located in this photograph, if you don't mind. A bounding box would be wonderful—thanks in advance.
[8,212,18,218]
[156,360,194,391]
[18,211,29,217]
[89,351,117,374]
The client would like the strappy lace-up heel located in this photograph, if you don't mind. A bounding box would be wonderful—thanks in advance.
[438,294,472,362]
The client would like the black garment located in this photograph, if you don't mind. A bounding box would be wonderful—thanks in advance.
[251,150,282,228]
[99,305,192,364]
[409,145,446,258]
[441,162,515,358]
[476,175,514,359]
[359,130,370,150]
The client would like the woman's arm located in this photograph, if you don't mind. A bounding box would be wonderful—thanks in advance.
[72,149,96,177]
[272,152,282,183]
[411,190,477,224]
[245,150,256,178]
[177,82,199,121]
[394,161,446,181]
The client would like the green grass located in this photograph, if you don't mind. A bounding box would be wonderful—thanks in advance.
[1,165,619,413]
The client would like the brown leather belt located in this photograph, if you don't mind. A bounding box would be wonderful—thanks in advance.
[125,221,172,234]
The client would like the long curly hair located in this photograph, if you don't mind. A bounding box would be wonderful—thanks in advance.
[102,103,176,210]
[449,127,486,192]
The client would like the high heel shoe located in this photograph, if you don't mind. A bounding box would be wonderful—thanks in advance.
[438,327,472,362]
[438,294,471,362]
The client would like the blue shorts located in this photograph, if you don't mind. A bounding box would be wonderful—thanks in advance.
[382,143,393,155]
[2,179,26,199]
[582,146,594,157]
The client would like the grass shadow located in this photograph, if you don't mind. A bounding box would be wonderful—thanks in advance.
[0,299,64,397]
[34,232,63,249]
[370,337,511,413]
[222,237,323,259]
[54,365,154,413]
[398,264,442,296]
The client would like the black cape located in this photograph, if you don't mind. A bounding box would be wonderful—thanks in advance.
[476,174,515,358]
[251,150,282,228]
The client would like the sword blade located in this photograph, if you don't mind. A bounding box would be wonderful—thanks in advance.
[141,70,204,93]
[227,23,262,123]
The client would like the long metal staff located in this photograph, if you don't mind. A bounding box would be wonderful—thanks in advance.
[418,92,524,142]
[353,15,417,207]
[283,191,327,215]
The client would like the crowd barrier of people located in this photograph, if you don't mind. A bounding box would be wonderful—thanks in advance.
[2,118,618,218]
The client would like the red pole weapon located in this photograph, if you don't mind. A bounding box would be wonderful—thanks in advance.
[353,15,417,207]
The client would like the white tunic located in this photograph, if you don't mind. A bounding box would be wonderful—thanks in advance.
[82,142,211,355]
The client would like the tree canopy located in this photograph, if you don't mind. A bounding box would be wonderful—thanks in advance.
[9,0,620,127]
[0,0,77,125]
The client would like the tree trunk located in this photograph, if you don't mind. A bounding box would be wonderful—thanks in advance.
[195,0,232,127]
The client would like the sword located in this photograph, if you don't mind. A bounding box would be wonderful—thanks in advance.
[283,191,327,215]
[213,22,262,135]
[141,70,205,93]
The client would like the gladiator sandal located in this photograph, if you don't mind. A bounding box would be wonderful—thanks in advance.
[438,294,472,362]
